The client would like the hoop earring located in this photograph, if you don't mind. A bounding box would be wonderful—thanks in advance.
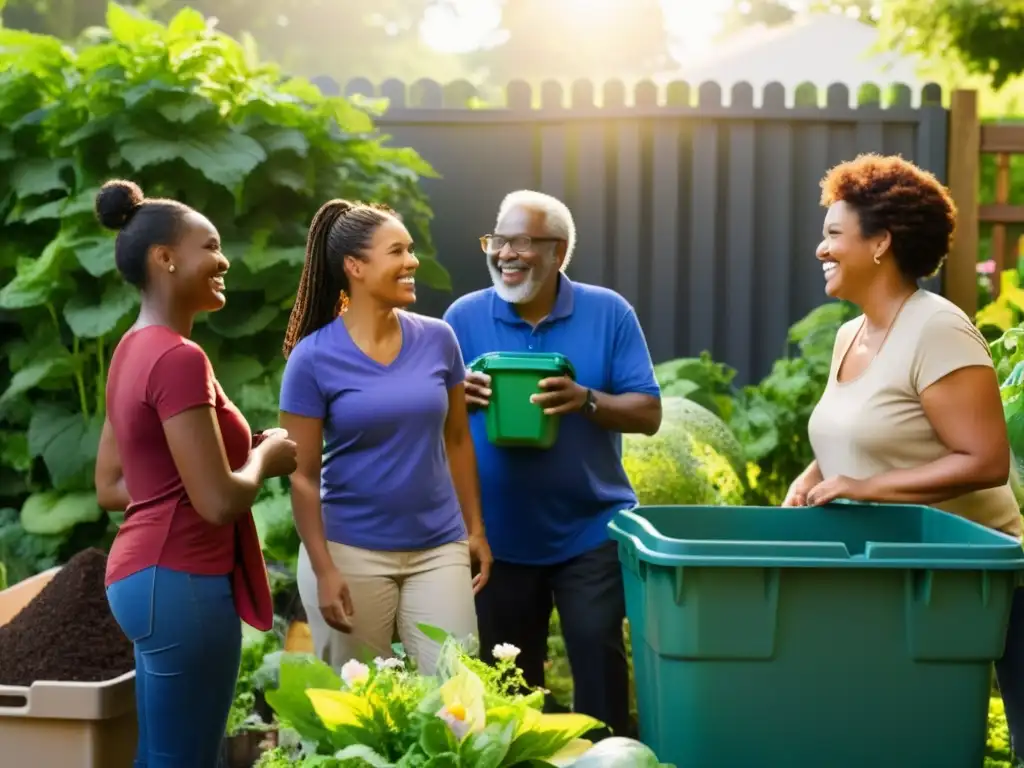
[338,290,350,315]
[873,253,882,265]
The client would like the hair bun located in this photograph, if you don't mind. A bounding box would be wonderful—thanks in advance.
[95,179,144,231]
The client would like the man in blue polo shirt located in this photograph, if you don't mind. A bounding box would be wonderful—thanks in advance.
[443,190,662,739]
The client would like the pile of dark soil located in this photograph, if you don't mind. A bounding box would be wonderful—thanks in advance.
[0,548,134,686]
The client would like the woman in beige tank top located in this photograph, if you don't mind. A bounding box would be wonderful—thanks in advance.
[784,153,1024,752]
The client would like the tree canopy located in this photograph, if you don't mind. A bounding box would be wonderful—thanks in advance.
[719,0,1024,90]
[879,0,1024,89]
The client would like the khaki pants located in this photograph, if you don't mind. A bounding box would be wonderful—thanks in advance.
[296,539,477,675]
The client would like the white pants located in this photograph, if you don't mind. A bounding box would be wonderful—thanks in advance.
[296,539,478,675]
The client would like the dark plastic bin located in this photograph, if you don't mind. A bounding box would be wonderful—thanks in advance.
[468,352,575,449]
[608,502,1024,768]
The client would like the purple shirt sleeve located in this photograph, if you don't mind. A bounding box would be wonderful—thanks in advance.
[440,321,467,390]
[279,339,327,419]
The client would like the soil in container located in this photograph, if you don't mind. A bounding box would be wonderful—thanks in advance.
[0,547,134,686]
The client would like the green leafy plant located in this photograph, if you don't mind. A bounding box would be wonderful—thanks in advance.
[977,270,1024,340]
[728,301,860,506]
[652,352,736,421]
[228,622,286,737]
[256,624,629,766]
[987,318,1024,468]
[0,3,442,578]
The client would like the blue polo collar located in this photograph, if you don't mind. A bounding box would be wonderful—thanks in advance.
[491,273,575,326]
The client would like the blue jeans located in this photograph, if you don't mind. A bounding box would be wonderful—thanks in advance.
[106,566,242,768]
[997,587,1024,756]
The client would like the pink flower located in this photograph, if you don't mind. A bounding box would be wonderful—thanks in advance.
[977,260,997,275]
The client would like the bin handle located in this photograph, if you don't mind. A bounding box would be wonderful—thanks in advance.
[0,684,30,715]
[611,509,854,562]
[865,542,1015,562]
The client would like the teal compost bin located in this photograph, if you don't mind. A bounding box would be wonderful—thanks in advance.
[608,502,1024,768]
[468,352,575,449]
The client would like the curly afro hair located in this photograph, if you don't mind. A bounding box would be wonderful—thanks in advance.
[819,153,957,281]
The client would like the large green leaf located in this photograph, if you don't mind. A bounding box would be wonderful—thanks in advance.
[0,507,64,584]
[258,127,310,157]
[120,130,268,189]
[27,405,102,490]
[461,720,516,768]
[216,354,265,394]
[20,490,103,535]
[330,98,374,135]
[1005,394,1024,459]
[252,491,299,565]
[234,378,279,426]
[167,6,207,36]
[263,654,343,747]
[9,197,65,225]
[242,246,306,274]
[62,188,101,217]
[63,281,138,338]
[73,235,117,277]
[206,302,279,339]
[332,746,391,766]
[10,158,72,198]
[0,134,15,161]
[503,713,603,765]
[158,97,216,124]
[0,232,70,309]
[106,2,165,44]
[416,256,452,292]
[0,344,75,406]
[0,430,31,473]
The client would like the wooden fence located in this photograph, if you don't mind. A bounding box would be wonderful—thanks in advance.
[946,90,1024,313]
[324,77,950,382]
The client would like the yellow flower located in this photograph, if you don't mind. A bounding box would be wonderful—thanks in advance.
[436,662,486,741]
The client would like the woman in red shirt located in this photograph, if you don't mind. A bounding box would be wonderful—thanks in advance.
[92,179,297,768]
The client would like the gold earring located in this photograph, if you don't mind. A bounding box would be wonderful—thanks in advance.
[873,253,882,265]
[338,290,350,315]
[169,264,176,273]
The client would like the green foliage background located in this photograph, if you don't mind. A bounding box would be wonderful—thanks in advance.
[0,3,444,582]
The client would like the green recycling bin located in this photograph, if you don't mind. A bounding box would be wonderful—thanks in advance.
[608,501,1024,768]
[468,351,575,449]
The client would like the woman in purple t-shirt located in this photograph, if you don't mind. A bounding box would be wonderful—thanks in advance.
[279,199,492,673]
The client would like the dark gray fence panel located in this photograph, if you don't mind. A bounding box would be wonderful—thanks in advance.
[354,79,948,382]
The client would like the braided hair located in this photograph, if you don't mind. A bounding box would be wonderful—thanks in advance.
[283,199,396,358]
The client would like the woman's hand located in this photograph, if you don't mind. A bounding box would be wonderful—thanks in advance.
[317,566,355,633]
[782,463,824,507]
[805,475,870,507]
[468,532,493,595]
[255,428,298,478]
[782,479,813,507]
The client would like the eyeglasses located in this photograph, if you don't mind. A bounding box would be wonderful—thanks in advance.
[479,235,563,254]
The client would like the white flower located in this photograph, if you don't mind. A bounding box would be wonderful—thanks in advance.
[374,656,404,671]
[340,659,370,688]
[492,643,521,662]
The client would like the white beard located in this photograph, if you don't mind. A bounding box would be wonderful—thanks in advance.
[488,252,558,305]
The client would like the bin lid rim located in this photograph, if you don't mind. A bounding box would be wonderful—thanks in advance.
[469,351,576,377]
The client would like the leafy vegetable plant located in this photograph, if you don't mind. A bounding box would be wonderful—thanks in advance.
[255,624,619,767]
[0,3,441,576]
